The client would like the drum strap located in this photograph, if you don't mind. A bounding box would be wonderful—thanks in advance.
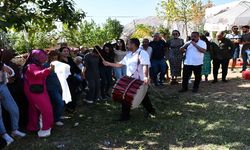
[131,50,142,80]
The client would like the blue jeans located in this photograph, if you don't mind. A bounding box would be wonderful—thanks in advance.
[151,59,167,84]
[48,89,64,122]
[0,84,19,134]
[114,66,126,80]
[242,49,250,71]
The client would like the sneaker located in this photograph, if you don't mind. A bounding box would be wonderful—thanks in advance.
[11,130,26,138]
[2,134,14,146]
[222,79,228,83]
[178,89,188,93]
[55,121,64,126]
[211,80,218,83]
[192,88,199,93]
[188,80,192,84]
[83,99,94,104]
[38,128,51,138]
[102,97,108,100]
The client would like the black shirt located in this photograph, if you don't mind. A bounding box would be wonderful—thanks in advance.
[149,40,167,60]
[211,38,235,60]
[242,33,250,51]
[84,53,100,79]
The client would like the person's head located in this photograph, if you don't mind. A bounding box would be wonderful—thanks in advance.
[142,38,150,48]
[216,31,225,40]
[93,45,101,56]
[242,25,250,34]
[27,49,48,66]
[103,43,113,53]
[204,31,210,37]
[74,56,83,65]
[172,30,180,39]
[48,50,59,63]
[116,39,126,51]
[153,33,161,41]
[127,38,140,51]
[231,26,239,34]
[59,47,70,58]
[191,32,200,42]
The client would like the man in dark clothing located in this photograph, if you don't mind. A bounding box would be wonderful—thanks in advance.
[211,31,235,83]
[83,47,100,103]
[241,25,250,71]
[149,33,168,86]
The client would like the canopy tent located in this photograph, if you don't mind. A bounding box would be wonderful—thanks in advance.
[204,0,250,31]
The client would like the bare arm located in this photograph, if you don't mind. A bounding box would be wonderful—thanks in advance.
[103,60,124,68]
[142,65,150,84]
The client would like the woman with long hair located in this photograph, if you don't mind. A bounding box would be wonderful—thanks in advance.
[168,30,184,85]
[23,49,54,137]
[58,47,81,112]
[200,35,212,82]
[100,43,115,100]
[114,39,127,79]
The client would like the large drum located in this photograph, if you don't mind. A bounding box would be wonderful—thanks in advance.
[112,76,148,109]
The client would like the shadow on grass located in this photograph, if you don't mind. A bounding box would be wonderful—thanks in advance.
[6,79,250,150]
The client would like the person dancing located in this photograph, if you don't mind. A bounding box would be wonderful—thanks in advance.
[103,38,156,121]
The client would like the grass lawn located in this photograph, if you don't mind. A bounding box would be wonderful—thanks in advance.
[5,73,250,150]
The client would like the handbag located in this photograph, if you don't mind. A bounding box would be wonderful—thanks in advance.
[29,84,44,93]
[25,74,44,94]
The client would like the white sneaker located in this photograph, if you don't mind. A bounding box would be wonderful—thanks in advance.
[83,99,94,104]
[55,121,64,126]
[38,128,51,138]
[2,133,14,146]
[11,130,26,138]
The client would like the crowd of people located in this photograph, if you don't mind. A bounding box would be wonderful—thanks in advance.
[0,25,249,147]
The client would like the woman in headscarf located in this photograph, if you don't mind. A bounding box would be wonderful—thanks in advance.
[23,49,54,138]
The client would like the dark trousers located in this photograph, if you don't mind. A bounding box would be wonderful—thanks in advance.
[48,89,64,122]
[100,67,112,98]
[182,65,202,90]
[66,76,80,110]
[86,78,100,101]
[121,93,155,119]
[242,50,249,71]
[213,59,230,81]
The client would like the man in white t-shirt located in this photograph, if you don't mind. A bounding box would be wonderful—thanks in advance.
[140,38,153,58]
[103,38,156,121]
[179,32,207,93]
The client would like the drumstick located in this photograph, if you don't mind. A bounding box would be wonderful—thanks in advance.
[95,49,105,61]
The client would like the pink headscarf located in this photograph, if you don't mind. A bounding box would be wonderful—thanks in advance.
[30,49,48,64]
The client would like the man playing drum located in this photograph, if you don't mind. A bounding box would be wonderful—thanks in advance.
[103,38,156,121]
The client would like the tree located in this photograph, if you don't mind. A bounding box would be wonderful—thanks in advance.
[131,24,154,39]
[103,18,124,40]
[62,19,124,48]
[157,0,213,36]
[0,0,85,32]
[158,25,171,39]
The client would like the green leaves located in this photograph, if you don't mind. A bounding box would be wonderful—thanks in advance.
[62,18,124,48]
[0,0,85,32]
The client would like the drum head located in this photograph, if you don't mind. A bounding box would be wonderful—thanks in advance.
[131,84,148,109]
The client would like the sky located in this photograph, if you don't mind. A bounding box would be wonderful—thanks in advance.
[74,0,237,25]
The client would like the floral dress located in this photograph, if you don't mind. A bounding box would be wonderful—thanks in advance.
[168,38,184,77]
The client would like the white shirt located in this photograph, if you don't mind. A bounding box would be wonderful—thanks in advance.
[51,61,72,104]
[184,40,207,66]
[119,48,150,81]
[0,64,15,84]
[140,46,153,58]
